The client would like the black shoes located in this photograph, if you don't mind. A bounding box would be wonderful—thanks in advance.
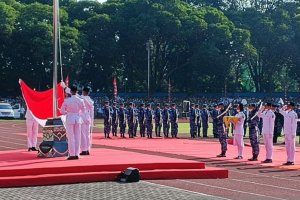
[248,155,258,161]
[262,159,272,163]
[283,162,294,166]
[67,156,79,160]
[248,157,258,161]
[217,151,226,157]
[28,147,38,152]
[80,151,90,156]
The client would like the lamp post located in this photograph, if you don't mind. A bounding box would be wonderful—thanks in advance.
[124,77,128,94]
[146,39,153,98]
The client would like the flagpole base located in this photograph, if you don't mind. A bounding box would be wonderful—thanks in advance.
[38,118,68,158]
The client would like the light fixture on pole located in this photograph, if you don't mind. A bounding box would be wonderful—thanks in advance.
[146,39,153,98]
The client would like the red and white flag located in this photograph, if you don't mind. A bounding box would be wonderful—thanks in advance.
[113,77,118,101]
[65,75,69,87]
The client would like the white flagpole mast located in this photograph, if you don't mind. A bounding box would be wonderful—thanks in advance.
[53,0,58,118]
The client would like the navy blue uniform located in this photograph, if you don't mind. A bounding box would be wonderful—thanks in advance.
[211,108,218,138]
[145,108,153,138]
[248,109,260,159]
[170,108,179,138]
[103,105,112,138]
[162,108,170,137]
[190,108,197,138]
[118,107,127,138]
[216,109,227,155]
[196,107,201,137]
[155,108,162,137]
[273,111,283,144]
[127,107,136,138]
[201,109,209,137]
[133,107,139,137]
[138,107,146,137]
[111,106,119,136]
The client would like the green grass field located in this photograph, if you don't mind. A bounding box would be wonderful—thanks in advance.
[1,119,298,144]
[93,119,300,143]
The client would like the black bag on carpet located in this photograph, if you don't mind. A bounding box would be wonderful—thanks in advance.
[117,167,140,182]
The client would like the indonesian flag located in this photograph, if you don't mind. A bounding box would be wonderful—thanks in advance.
[113,77,117,101]
[19,79,65,126]
[65,75,69,87]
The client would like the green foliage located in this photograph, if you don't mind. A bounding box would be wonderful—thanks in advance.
[0,0,300,95]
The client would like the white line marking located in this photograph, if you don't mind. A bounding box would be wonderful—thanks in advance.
[0,145,17,150]
[0,135,27,142]
[143,181,230,200]
[179,180,288,200]
[230,169,300,183]
[230,178,300,192]
[0,140,25,147]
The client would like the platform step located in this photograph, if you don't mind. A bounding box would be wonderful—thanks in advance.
[0,162,205,177]
[0,167,228,188]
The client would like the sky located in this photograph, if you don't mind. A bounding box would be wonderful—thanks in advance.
[97,0,107,3]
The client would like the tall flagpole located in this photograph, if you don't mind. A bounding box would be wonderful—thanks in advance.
[53,0,58,118]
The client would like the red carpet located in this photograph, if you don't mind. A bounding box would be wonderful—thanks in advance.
[0,148,228,188]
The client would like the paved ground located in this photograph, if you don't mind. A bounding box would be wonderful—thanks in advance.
[0,181,226,200]
[0,120,300,200]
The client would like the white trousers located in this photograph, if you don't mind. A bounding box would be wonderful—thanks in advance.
[263,134,273,160]
[26,119,39,148]
[285,135,296,162]
[234,134,244,157]
[81,122,91,151]
[66,123,81,156]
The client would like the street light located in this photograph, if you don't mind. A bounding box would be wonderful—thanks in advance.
[146,39,153,98]
[124,77,128,94]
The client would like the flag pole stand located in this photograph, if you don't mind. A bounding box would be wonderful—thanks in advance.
[38,118,68,158]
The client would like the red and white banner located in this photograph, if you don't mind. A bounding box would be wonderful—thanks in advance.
[20,79,65,126]
[113,77,117,101]
[65,75,69,87]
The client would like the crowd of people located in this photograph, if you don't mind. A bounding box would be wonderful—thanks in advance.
[3,90,299,164]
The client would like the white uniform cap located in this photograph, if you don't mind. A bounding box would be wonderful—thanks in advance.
[65,87,71,94]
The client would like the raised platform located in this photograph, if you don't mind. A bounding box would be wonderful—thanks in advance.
[0,148,228,188]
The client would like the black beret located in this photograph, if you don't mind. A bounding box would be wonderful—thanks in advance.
[83,87,90,93]
[70,85,78,92]
[288,102,295,107]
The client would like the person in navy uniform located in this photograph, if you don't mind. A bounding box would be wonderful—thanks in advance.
[127,102,135,138]
[138,103,146,137]
[195,104,201,137]
[154,103,162,137]
[111,102,119,137]
[215,103,228,157]
[201,104,209,137]
[189,103,197,138]
[170,103,179,138]
[118,103,127,138]
[247,103,260,161]
[133,103,139,137]
[103,101,112,138]
[272,104,284,144]
[145,103,154,138]
[162,103,170,137]
[211,104,219,138]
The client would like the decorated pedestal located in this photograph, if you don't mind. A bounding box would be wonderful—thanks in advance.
[38,118,68,158]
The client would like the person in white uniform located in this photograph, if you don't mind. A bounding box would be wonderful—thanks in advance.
[25,109,39,151]
[61,85,86,160]
[232,103,245,159]
[80,87,94,156]
[279,102,298,165]
[258,102,275,163]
